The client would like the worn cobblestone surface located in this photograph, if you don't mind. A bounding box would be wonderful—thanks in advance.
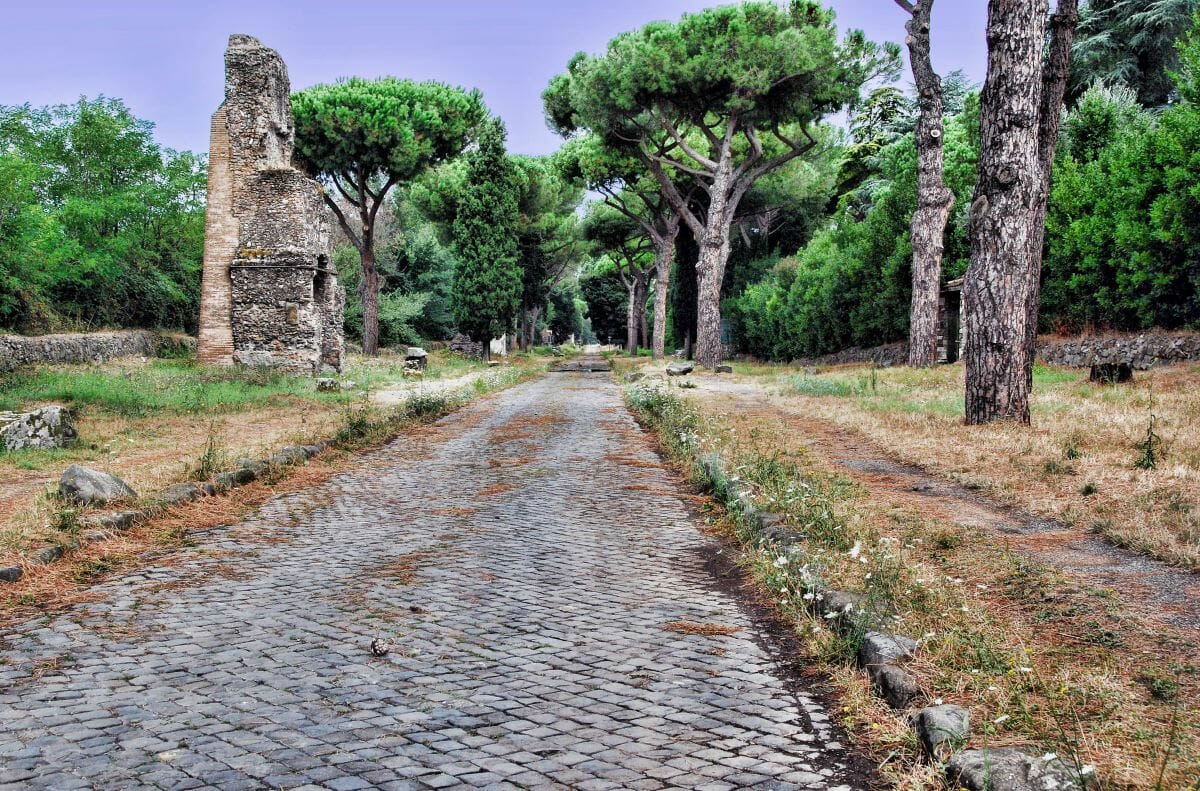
[0,373,868,790]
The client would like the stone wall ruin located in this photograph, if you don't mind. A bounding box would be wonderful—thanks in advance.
[197,34,344,375]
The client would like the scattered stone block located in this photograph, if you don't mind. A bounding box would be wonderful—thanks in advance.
[34,546,63,565]
[947,748,1088,791]
[874,664,921,709]
[623,372,646,383]
[405,347,428,371]
[815,590,867,635]
[913,704,970,760]
[1089,362,1132,384]
[156,483,204,506]
[666,363,694,376]
[858,631,917,669]
[316,378,339,392]
[714,364,734,374]
[84,511,139,532]
[0,566,21,583]
[1,406,78,452]
[59,465,137,505]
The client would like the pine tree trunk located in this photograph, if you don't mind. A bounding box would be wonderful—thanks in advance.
[1023,0,1080,389]
[963,0,1048,425]
[625,281,638,356]
[636,276,649,351]
[694,153,736,369]
[652,234,676,360]
[359,244,380,356]
[905,0,955,368]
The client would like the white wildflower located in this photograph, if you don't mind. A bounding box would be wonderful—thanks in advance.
[993,714,1010,724]
[849,541,862,559]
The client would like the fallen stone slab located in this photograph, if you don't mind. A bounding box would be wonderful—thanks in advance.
[858,631,917,669]
[947,748,1089,791]
[59,465,137,505]
[666,363,694,376]
[1,405,78,452]
[913,704,970,761]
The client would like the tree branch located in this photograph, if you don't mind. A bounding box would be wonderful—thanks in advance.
[655,104,717,170]
[322,193,362,252]
[892,0,915,14]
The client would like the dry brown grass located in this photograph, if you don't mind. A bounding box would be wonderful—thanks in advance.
[689,361,1200,570]
[430,507,477,518]
[603,451,664,470]
[662,620,741,637]
[372,551,429,585]
[476,483,515,498]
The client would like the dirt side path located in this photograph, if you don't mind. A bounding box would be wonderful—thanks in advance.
[680,379,1200,636]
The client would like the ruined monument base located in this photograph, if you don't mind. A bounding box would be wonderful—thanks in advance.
[197,34,344,376]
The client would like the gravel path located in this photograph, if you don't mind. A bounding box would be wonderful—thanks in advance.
[0,369,869,790]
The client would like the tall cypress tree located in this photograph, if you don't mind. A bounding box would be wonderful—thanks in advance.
[451,119,521,355]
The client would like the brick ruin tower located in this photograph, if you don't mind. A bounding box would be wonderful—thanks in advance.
[197,34,345,374]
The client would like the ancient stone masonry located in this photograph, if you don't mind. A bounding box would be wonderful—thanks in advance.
[197,34,344,375]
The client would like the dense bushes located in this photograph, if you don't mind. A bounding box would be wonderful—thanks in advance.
[0,98,205,333]
[728,104,978,359]
[729,19,1200,361]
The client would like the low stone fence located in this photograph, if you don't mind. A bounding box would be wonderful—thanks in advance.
[1036,332,1200,370]
[765,331,1200,371]
[0,331,194,371]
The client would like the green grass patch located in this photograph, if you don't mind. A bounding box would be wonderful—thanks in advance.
[0,359,340,417]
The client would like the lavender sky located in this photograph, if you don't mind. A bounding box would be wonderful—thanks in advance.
[1,1,987,156]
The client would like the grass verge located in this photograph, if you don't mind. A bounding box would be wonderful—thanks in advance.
[626,381,1199,790]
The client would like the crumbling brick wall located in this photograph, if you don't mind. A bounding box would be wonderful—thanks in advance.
[197,34,344,375]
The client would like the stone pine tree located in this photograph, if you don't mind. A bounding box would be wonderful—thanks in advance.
[292,78,486,355]
[451,119,521,356]
[894,0,955,367]
[963,0,1078,424]
[582,204,657,356]
[557,134,684,359]
[545,1,897,368]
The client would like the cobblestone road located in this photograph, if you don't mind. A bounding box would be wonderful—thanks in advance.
[0,372,869,790]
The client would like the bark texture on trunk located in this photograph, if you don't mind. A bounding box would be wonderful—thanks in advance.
[902,0,955,368]
[1022,0,1079,390]
[625,279,639,356]
[693,173,733,369]
[636,277,649,351]
[359,243,380,356]
[652,229,677,360]
[963,0,1048,425]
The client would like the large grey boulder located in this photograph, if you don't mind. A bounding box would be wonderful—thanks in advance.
[666,362,694,376]
[59,465,137,505]
[914,704,970,760]
[947,748,1089,791]
[1,406,77,452]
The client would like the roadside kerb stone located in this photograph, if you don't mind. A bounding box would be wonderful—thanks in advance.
[947,747,1089,790]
